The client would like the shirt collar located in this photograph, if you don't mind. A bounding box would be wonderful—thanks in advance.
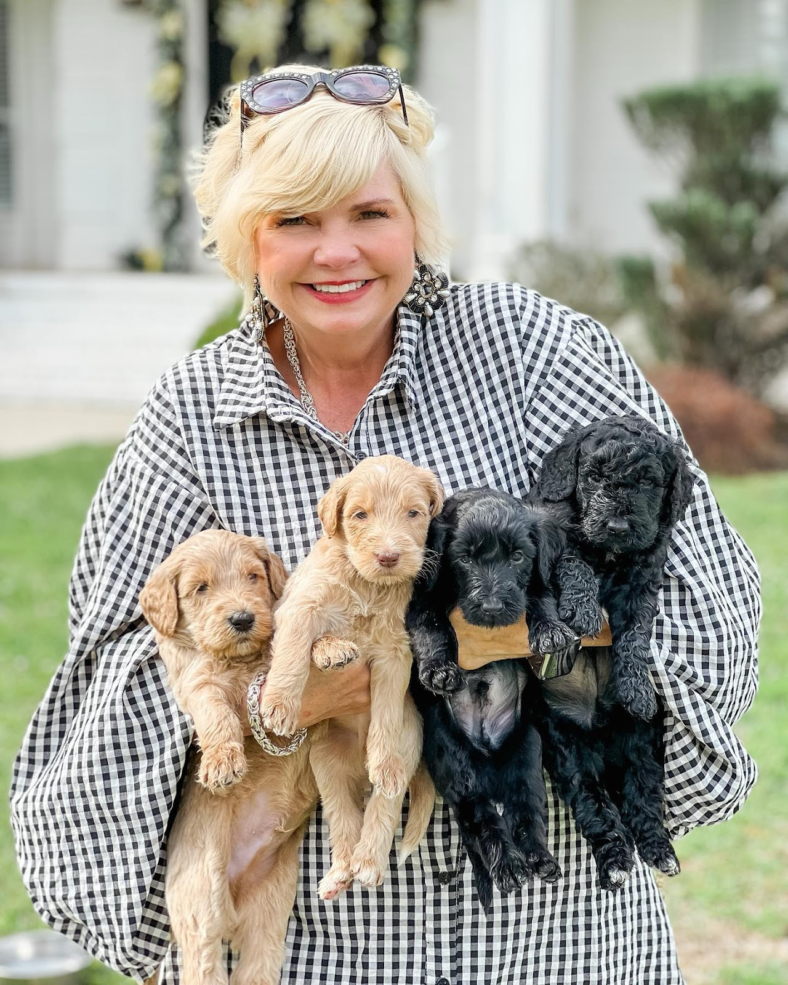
[212,301,423,431]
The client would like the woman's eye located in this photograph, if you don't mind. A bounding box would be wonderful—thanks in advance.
[276,216,306,227]
[511,551,524,563]
[359,209,390,220]
[196,583,209,594]
[354,511,368,521]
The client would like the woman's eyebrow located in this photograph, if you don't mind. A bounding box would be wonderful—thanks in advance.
[352,198,396,210]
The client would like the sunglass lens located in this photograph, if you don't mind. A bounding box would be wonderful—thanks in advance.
[251,78,310,111]
[333,72,391,101]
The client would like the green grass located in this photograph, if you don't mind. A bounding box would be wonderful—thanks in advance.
[1,451,786,982]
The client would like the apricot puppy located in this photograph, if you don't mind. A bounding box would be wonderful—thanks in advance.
[140,529,316,985]
[261,455,444,900]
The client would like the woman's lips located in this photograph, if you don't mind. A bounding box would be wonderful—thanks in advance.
[300,280,375,304]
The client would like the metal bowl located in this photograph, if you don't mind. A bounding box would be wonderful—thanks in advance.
[0,931,92,984]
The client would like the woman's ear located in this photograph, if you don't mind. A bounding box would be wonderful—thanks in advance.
[536,429,584,501]
[250,537,289,599]
[139,554,181,638]
[317,474,350,538]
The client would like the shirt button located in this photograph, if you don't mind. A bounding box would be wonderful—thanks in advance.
[355,452,367,460]
[436,978,451,985]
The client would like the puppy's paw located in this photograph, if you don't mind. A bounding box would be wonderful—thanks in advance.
[369,754,408,799]
[638,837,680,877]
[197,743,246,792]
[350,853,387,889]
[318,864,354,900]
[558,593,604,638]
[311,635,359,670]
[419,661,466,696]
[525,849,562,884]
[596,841,636,892]
[490,846,530,895]
[527,620,577,657]
[614,673,658,721]
[259,690,302,737]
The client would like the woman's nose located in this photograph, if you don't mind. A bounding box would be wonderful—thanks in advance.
[313,229,362,268]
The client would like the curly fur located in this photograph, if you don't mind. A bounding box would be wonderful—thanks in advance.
[406,489,566,909]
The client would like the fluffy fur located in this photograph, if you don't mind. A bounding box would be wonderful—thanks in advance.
[140,529,317,985]
[534,648,680,890]
[259,455,444,900]
[530,413,695,720]
[406,489,566,909]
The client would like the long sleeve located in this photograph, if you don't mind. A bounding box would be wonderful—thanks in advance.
[10,379,219,982]
[521,307,760,836]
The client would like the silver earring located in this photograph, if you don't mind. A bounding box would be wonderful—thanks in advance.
[242,274,271,343]
[404,256,450,318]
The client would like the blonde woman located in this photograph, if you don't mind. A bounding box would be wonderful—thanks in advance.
[12,65,759,984]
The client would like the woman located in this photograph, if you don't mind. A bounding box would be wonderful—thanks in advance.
[11,65,759,984]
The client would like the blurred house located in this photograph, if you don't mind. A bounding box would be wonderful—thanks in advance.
[2,0,787,279]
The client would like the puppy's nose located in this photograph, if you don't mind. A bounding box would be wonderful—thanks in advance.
[607,518,630,534]
[376,551,401,568]
[228,611,256,632]
[481,599,504,615]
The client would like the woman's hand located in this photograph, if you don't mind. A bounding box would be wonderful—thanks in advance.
[243,659,371,735]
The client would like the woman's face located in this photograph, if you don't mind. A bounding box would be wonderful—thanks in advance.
[255,161,417,342]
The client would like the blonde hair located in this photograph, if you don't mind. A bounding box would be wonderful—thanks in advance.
[192,65,448,308]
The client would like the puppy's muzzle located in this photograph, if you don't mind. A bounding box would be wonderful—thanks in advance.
[228,610,256,633]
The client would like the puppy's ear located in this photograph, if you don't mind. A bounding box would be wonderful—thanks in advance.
[415,513,452,592]
[139,554,181,638]
[663,443,695,528]
[537,430,583,501]
[317,474,350,538]
[531,514,566,585]
[249,537,289,599]
[424,471,446,517]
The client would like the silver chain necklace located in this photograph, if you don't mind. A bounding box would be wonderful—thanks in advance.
[282,319,351,446]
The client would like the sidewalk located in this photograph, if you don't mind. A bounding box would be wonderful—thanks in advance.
[0,271,238,458]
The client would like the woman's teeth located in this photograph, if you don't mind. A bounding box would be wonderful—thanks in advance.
[311,281,367,294]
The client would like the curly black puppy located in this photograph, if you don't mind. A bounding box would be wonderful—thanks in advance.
[407,488,568,909]
[530,413,695,720]
[533,647,680,890]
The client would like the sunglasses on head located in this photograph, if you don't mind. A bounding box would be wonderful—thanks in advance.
[239,65,408,136]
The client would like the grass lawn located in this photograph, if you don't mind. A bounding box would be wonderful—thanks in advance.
[0,447,786,983]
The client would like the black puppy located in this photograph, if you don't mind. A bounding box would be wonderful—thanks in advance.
[530,413,695,720]
[533,647,680,890]
[407,488,568,909]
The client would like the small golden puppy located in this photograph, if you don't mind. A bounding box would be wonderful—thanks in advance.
[140,529,316,985]
[260,455,444,899]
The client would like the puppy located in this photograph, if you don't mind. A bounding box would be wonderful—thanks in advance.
[259,455,444,900]
[140,529,319,985]
[533,647,680,890]
[407,489,566,909]
[530,413,695,720]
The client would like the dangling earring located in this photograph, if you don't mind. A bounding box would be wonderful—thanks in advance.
[242,274,272,343]
[404,255,451,318]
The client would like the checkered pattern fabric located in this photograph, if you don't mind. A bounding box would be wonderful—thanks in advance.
[11,283,759,984]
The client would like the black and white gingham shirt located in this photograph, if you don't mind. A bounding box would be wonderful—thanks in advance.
[11,284,759,984]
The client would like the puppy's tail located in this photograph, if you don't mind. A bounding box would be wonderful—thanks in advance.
[398,762,435,864]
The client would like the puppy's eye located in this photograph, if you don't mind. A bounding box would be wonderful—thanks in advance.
[510,551,524,563]
[248,572,258,583]
[353,511,368,521]
[458,556,472,566]
[407,509,421,518]
[196,583,209,594]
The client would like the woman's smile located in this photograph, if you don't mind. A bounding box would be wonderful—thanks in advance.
[301,279,376,304]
